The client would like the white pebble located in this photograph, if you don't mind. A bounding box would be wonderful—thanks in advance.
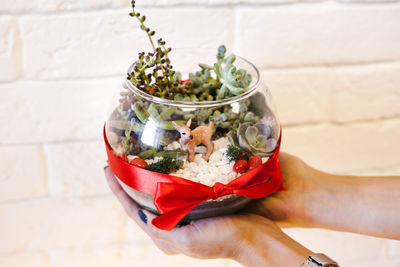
[208,166,219,176]
[153,157,162,163]
[219,164,232,174]
[214,138,227,150]
[189,162,197,168]
[262,157,270,163]
[194,154,203,163]
[209,151,222,162]
[172,141,181,150]
[182,171,192,179]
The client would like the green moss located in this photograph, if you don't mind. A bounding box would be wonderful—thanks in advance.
[226,144,249,162]
[145,157,183,174]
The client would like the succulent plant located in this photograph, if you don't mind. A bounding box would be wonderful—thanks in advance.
[228,123,277,157]
[208,99,258,132]
[213,46,252,100]
[125,2,251,101]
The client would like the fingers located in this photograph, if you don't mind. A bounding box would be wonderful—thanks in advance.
[104,167,145,226]
[141,208,197,245]
[153,239,179,255]
[104,167,195,244]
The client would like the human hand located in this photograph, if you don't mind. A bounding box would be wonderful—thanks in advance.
[244,152,324,227]
[104,166,311,267]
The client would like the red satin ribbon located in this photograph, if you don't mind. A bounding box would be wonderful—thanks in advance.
[104,127,284,230]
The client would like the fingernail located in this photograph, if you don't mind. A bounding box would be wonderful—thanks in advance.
[138,209,147,224]
[104,165,109,171]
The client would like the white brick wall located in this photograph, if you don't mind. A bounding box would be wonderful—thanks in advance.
[0,145,47,202]
[0,0,399,266]
[236,3,400,68]
[0,16,21,82]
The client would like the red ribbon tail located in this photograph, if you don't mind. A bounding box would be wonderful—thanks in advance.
[151,201,203,231]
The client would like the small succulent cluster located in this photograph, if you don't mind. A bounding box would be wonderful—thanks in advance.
[214,46,252,99]
[209,99,259,131]
[126,1,252,101]
[228,123,277,157]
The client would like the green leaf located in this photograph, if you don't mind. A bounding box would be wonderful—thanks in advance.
[236,69,246,79]
[174,93,183,101]
[218,45,226,55]
[172,72,182,83]
[108,120,144,132]
[147,103,160,119]
[155,150,186,159]
[133,103,150,123]
[226,66,237,84]
[160,120,186,130]
[256,135,268,148]
[159,106,177,120]
[224,54,236,65]
[199,63,213,70]
[216,84,227,99]
[225,83,245,95]
[138,148,157,159]
[213,63,223,79]
[245,126,258,145]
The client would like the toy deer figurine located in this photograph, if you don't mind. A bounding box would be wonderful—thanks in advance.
[172,118,215,162]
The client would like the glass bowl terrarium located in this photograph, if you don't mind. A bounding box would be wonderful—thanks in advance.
[104,1,283,230]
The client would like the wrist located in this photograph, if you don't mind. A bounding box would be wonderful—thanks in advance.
[299,169,346,229]
[234,223,311,267]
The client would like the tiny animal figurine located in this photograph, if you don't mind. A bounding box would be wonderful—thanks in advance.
[172,118,215,162]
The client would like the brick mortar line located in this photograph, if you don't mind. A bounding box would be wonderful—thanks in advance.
[0,74,122,85]
[1,0,400,17]
[0,241,156,257]
[0,193,114,206]
[0,3,274,17]
[1,58,400,86]
[0,138,100,147]
[259,58,400,72]
[282,115,400,128]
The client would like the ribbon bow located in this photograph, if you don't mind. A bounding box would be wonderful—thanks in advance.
[152,152,283,230]
[104,126,284,231]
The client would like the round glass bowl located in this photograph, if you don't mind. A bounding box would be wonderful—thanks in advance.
[105,56,280,221]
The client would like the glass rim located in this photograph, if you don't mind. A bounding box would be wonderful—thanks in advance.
[125,56,261,108]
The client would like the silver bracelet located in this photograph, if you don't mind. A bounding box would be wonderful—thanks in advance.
[301,253,339,267]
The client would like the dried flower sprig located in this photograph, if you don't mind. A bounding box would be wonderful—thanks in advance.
[126,1,251,101]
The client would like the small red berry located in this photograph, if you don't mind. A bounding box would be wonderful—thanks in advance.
[248,155,262,170]
[180,79,191,84]
[130,157,148,168]
[233,160,248,173]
